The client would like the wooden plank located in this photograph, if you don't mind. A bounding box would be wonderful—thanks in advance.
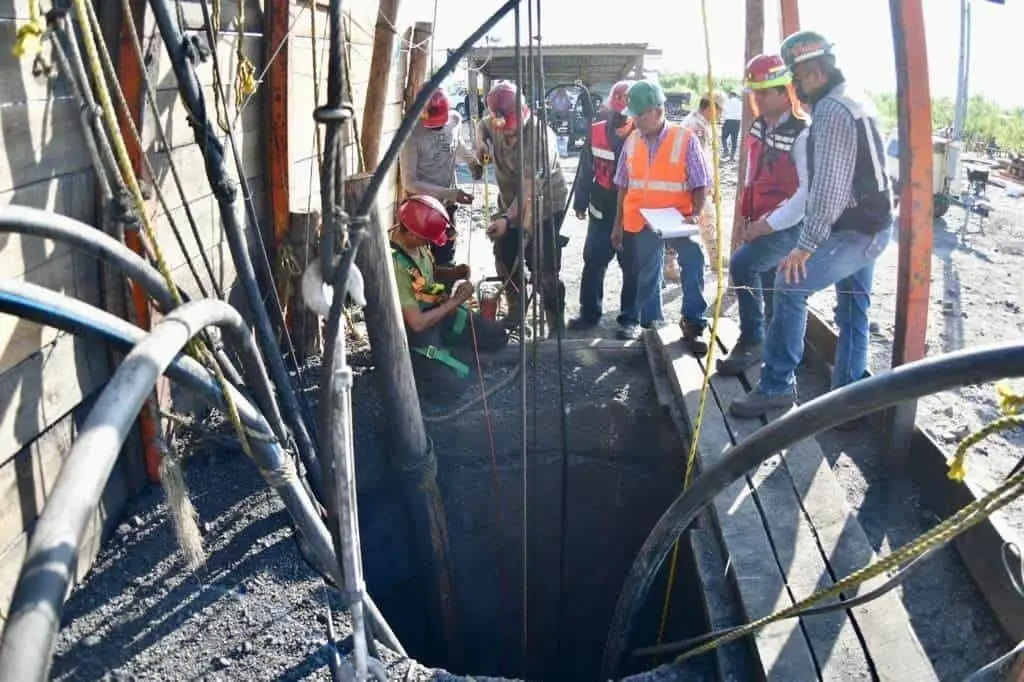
[805,308,1024,641]
[711,320,937,680]
[708,323,875,680]
[653,324,819,681]
[265,0,291,251]
[0,332,108,465]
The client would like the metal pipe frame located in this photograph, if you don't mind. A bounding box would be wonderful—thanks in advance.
[601,339,1024,678]
[0,287,403,680]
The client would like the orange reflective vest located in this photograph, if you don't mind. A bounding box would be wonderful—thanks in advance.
[622,125,695,233]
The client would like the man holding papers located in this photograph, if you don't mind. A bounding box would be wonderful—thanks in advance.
[611,80,711,353]
[716,53,810,376]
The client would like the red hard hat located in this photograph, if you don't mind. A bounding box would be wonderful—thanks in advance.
[608,80,635,114]
[421,89,450,128]
[398,195,450,246]
[745,54,791,90]
[487,81,529,130]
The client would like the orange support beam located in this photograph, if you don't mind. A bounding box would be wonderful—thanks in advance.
[888,0,934,461]
[731,0,765,255]
[116,0,164,483]
[778,0,800,38]
[266,0,291,250]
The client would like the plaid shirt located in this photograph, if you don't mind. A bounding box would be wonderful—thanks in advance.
[800,82,860,252]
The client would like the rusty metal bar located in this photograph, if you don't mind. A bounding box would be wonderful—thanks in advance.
[730,0,764,255]
[115,0,165,483]
[778,0,800,37]
[887,0,934,463]
[266,0,292,251]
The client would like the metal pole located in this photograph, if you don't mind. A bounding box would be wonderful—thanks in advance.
[953,0,970,141]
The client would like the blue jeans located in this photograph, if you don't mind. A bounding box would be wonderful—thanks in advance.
[579,212,628,323]
[758,225,892,396]
[730,227,801,346]
[621,229,707,328]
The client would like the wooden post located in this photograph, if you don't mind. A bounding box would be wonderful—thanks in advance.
[887,0,934,465]
[404,22,432,110]
[344,174,460,667]
[730,0,764,255]
[283,211,323,358]
[360,0,401,170]
[115,0,164,484]
[778,0,800,37]
[468,65,480,122]
[266,0,291,252]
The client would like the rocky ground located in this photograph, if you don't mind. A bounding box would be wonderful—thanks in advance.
[51,146,1022,680]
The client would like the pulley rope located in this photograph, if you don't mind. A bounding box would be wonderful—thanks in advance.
[69,0,255,468]
[655,0,728,650]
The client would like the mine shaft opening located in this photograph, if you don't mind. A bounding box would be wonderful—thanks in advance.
[352,343,712,681]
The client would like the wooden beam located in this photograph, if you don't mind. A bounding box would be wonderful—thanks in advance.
[731,0,764,255]
[887,0,934,464]
[115,0,164,484]
[403,22,432,111]
[265,0,291,251]
[778,0,800,37]
[360,0,401,171]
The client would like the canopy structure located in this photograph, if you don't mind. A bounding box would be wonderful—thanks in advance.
[464,42,662,116]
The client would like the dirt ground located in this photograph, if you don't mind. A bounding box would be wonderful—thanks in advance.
[51,143,1021,679]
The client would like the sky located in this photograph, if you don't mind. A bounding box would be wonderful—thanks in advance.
[401,0,1023,109]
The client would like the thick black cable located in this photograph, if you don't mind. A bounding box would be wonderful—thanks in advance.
[510,3,531,674]
[317,0,347,285]
[117,0,224,299]
[630,545,940,659]
[150,0,323,502]
[601,339,1024,678]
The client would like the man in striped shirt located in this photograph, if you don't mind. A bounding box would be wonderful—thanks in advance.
[730,30,893,420]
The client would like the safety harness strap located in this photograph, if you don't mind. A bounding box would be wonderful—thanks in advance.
[413,345,470,378]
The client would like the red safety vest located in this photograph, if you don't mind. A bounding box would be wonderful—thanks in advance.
[590,120,618,190]
[741,115,806,221]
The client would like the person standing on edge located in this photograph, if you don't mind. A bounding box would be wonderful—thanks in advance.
[722,90,743,161]
[716,53,810,375]
[567,80,636,332]
[399,89,479,266]
[679,91,725,274]
[729,31,893,419]
[475,81,570,337]
[611,80,711,352]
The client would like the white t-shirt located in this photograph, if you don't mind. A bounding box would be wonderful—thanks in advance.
[723,96,743,122]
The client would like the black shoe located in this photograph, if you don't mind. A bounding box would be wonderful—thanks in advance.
[567,316,600,331]
[681,322,708,356]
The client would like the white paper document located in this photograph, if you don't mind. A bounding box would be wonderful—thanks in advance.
[640,207,701,240]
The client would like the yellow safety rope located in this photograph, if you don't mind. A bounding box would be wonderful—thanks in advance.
[210,0,257,133]
[656,0,728,648]
[948,383,1024,481]
[72,0,254,460]
[676,414,1024,662]
[12,0,44,58]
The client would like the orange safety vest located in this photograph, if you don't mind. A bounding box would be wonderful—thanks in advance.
[622,125,695,233]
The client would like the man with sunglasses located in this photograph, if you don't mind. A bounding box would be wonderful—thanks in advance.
[730,31,893,419]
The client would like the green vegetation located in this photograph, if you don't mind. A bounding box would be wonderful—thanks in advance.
[659,71,1024,153]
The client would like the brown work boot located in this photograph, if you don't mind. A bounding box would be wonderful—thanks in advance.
[681,321,708,356]
[502,290,522,330]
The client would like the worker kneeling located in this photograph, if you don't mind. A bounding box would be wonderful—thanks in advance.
[391,195,508,389]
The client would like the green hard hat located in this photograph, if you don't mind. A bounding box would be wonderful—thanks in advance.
[626,80,666,117]
[779,30,834,69]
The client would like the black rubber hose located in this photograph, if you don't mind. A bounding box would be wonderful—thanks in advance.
[0,282,405,668]
[0,205,283,443]
[149,0,323,502]
[601,339,1024,678]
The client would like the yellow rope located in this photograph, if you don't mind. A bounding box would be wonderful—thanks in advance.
[72,0,253,461]
[12,0,44,58]
[948,383,1024,481]
[677,434,1024,662]
[656,0,727,649]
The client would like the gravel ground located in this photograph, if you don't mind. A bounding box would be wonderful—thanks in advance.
[52,144,1019,679]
